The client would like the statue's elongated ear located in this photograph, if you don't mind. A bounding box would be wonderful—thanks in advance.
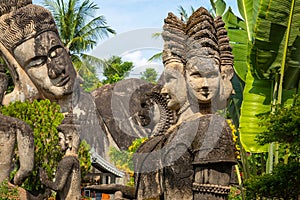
[0,42,41,105]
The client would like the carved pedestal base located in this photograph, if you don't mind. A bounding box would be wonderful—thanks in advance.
[193,183,230,200]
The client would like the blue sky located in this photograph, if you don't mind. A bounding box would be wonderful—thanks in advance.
[32,0,240,79]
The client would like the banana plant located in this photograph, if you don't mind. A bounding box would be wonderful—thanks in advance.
[212,0,299,155]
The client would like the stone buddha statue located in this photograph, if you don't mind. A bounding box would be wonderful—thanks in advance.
[40,114,81,200]
[134,7,236,200]
[0,0,118,159]
[0,1,154,160]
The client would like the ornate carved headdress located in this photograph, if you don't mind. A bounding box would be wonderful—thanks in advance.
[162,7,234,80]
[161,7,234,105]
[162,12,186,74]
[57,113,81,152]
[0,0,58,52]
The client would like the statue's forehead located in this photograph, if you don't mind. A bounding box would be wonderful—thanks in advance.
[186,57,219,72]
[13,31,62,67]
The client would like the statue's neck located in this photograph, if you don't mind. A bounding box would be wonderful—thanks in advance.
[198,103,213,115]
[176,100,213,123]
[64,149,78,157]
[58,84,81,113]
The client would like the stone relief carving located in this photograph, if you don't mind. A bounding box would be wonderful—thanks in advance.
[0,0,142,161]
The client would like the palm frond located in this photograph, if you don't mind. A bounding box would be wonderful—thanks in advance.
[148,52,162,62]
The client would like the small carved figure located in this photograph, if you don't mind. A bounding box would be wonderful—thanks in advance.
[135,7,236,200]
[0,65,34,186]
[40,114,81,200]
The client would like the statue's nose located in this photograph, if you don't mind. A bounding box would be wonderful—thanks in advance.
[47,59,65,79]
[161,87,168,94]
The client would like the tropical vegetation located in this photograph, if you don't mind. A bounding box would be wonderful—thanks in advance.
[140,68,158,84]
[210,0,300,198]
[109,138,148,186]
[102,56,134,84]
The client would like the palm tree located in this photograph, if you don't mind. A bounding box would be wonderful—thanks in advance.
[43,0,116,91]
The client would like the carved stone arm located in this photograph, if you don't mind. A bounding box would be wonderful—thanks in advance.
[40,156,74,191]
[0,114,34,185]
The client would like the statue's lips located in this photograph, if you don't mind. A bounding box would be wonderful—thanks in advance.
[56,76,70,87]
[197,89,211,98]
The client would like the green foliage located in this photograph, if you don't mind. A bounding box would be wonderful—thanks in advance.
[1,100,92,190]
[228,186,242,200]
[102,56,134,84]
[244,96,300,199]
[140,68,158,84]
[74,54,103,92]
[245,162,300,199]
[0,179,19,200]
[109,138,148,186]
[43,0,115,53]
[78,140,92,179]
[257,95,300,154]
[1,100,64,191]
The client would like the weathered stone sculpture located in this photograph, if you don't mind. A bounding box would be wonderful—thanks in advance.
[0,0,110,161]
[134,7,236,200]
[0,1,153,160]
[0,65,34,186]
[40,114,81,200]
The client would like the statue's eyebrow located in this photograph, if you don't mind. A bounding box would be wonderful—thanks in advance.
[48,45,64,56]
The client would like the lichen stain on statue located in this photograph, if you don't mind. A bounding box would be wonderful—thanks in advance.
[40,114,81,200]
[0,65,34,187]
[134,7,236,200]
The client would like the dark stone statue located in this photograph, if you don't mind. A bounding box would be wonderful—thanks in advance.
[40,114,81,200]
[134,7,236,200]
[0,65,34,186]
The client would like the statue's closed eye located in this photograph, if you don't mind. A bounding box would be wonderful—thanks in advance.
[26,56,47,68]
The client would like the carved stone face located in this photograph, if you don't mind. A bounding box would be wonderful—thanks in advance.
[185,57,221,104]
[13,31,76,99]
[65,131,80,152]
[161,65,187,111]
[58,132,67,151]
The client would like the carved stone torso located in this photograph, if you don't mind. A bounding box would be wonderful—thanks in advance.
[56,156,81,200]
[135,114,236,200]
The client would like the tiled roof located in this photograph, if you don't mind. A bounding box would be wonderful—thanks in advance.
[90,148,125,178]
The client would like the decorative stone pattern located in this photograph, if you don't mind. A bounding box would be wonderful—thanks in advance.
[192,183,231,195]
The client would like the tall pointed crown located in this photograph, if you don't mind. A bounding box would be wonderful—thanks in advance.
[161,7,234,79]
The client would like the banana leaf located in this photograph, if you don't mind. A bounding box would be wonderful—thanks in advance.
[240,0,299,152]
[237,0,260,40]
[251,0,300,89]
[239,69,271,152]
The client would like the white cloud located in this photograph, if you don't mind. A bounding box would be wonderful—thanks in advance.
[122,51,149,67]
